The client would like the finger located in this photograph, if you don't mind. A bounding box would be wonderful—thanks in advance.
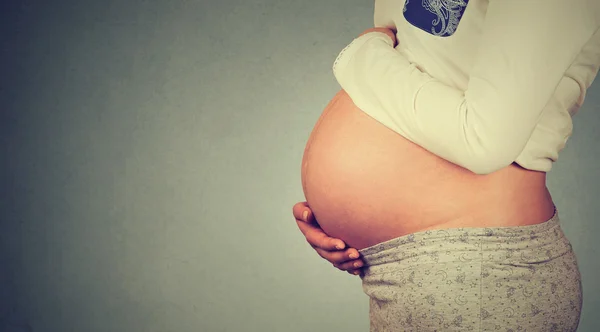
[314,247,362,265]
[296,220,345,250]
[292,201,311,222]
[292,202,322,226]
[361,27,395,39]
[292,201,350,250]
[313,247,348,264]
[334,259,364,271]
[347,269,361,276]
[361,28,397,47]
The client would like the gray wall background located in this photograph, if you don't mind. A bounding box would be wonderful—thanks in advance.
[1,0,598,331]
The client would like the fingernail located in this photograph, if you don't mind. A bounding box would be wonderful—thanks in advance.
[349,252,359,259]
[353,270,360,275]
[302,210,308,221]
[335,243,345,250]
[354,262,362,268]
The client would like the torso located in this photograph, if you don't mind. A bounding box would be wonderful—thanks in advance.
[301,90,556,250]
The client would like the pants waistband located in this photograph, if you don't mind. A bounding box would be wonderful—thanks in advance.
[357,208,571,276]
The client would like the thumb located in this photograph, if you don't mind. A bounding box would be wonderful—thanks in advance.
[292,201,312,222]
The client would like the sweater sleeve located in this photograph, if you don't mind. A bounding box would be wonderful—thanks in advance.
[333,0,598,174]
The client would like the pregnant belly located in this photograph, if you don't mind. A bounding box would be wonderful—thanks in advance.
[300,90,554,250]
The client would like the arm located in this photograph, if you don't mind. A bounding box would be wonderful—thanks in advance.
[334,0,598,175]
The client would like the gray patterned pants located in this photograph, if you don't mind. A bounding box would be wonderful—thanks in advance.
[358,209,582,331]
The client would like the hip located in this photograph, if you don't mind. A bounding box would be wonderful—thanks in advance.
[359,211,582,331]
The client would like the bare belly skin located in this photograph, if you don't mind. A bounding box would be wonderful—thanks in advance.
[301,89,555,250]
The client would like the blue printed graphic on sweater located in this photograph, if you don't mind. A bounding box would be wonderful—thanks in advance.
[403,0,470,37]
